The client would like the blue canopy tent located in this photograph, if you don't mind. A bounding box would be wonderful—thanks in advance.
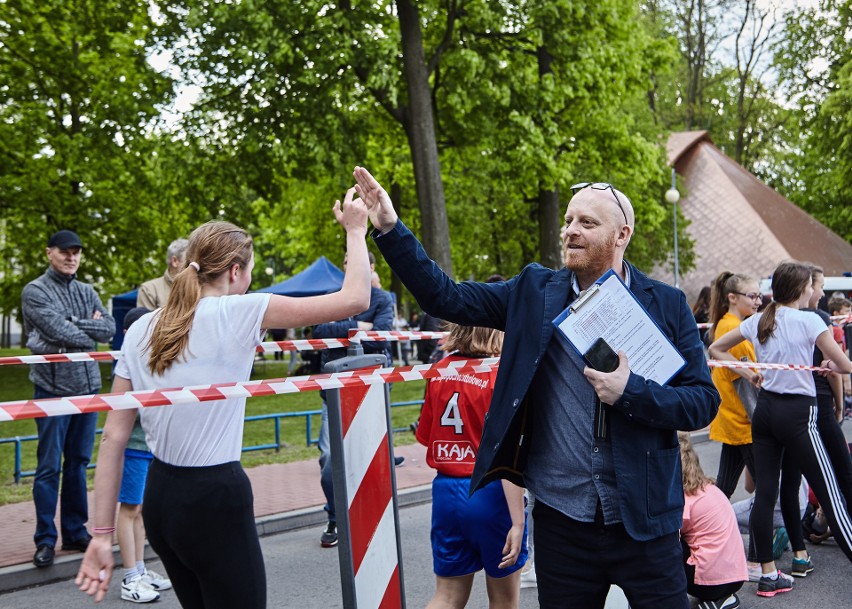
[255,256,344,297]
[109,257,347,349]
[111,289,138,350]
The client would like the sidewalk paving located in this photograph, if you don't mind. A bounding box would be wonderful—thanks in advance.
[0,442,434,593]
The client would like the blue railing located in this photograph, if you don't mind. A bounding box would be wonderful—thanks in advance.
[0,399,424,484]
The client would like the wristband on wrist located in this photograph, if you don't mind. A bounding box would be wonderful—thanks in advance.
[93,527,115,535]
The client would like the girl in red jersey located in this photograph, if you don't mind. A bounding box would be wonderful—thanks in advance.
[417,323,527,609]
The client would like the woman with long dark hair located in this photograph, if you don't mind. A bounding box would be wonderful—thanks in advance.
[76,191,372,607]
[710,261,852,598]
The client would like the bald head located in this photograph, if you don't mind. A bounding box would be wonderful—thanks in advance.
[568,185,635,231]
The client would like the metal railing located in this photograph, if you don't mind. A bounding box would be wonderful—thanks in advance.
[0,399,424,484]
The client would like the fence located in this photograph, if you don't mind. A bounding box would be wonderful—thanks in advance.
[0,398,424,484]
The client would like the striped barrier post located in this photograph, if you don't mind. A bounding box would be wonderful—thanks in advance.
[325,350,406,609]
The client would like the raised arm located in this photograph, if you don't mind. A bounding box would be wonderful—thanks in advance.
[261,188,371,329]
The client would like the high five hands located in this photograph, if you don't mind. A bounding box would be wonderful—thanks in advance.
[353,167,399,234]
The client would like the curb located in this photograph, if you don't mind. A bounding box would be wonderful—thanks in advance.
[0,484,433,596]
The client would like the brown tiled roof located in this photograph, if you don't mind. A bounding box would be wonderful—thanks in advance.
[649,133,852,303]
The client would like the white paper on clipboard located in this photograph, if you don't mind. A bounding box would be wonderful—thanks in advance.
[552,270,686,385]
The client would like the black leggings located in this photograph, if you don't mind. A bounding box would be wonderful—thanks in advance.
[143,459,266,609]
[750,391,852,564]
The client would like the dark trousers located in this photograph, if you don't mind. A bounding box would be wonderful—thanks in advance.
[143,459,266,609]
[533,500,688,609]
[32,385,97,547]
[750,391,852,564]
[715,443,754,499]
[681,539,743,601]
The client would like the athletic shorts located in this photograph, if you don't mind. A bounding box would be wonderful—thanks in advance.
[430,473,528,578]
[119,450,153,505]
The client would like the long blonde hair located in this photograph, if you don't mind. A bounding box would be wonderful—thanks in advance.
[678,431,714,495]
[441,322,504,358]
[147,221,253,375]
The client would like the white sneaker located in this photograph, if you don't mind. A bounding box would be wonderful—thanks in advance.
[747,563,762,582]
[141,567,173,591]
[520,565,537,589]
[121,575,160,603]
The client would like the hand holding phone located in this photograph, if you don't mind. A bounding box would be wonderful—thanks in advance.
[584,337,619,373]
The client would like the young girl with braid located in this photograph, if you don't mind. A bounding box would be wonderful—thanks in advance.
[76,190,372,608]
[710,261,852,598]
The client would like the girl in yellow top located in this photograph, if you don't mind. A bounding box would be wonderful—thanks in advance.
[708,271,762,497]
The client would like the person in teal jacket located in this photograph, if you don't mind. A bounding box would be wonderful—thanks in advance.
[354,167,719,609]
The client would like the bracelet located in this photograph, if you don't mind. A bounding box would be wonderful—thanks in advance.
[92,527,116,535]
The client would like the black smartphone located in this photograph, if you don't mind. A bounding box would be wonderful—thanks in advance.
[584,337,619,373]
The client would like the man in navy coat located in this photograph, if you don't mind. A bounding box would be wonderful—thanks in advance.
[354,167,719,609]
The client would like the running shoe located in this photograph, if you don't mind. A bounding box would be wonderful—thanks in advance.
[141,567,172,590]
[757,570,794,597]
[696,593,740,609]
[792,555,814,577]
[121,575,160,604]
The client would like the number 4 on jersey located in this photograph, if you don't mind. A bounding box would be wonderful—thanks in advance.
[440,392,464,434]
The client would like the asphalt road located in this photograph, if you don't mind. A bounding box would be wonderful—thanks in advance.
[1,433,851,608]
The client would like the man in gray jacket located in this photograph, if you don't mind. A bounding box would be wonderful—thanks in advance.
[22,230,115,568]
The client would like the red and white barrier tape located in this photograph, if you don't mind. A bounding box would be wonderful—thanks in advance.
[0,357,499,422]
[707,360,829,372]
[0,332,452,367]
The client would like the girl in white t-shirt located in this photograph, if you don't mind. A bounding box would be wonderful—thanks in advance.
[76,190,372,608]
[710,261,852,598]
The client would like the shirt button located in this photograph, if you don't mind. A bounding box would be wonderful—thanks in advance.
[534,357,540,365]
[512,398,520,407]
[594,474,600,480]
[593,447,599,453]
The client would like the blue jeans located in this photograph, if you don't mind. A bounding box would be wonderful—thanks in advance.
[32,386,98,547]
[318,399,335,524]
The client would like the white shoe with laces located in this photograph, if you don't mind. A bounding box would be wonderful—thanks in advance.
[141,567,172,591]
[520,565,537,589]
[121,575,160,603]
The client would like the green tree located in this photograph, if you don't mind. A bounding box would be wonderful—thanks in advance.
[0,0,176,315]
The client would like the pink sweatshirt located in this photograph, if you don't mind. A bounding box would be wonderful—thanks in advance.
[682,484,748,585]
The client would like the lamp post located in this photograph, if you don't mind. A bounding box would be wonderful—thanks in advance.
[265,258,275,286]
[664,168,681,289]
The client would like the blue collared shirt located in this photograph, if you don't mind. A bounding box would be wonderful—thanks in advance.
[524,265,630,525]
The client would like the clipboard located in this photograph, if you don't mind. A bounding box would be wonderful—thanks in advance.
[552,269,686,385]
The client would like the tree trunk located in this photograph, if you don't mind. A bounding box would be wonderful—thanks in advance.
[538,187,562,269]
[536,45,562,269]
[396,0,454,278]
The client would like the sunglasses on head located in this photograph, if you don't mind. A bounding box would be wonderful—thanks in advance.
[569,182,628,225]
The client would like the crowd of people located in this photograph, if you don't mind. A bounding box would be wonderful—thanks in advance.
[17,167,852,609]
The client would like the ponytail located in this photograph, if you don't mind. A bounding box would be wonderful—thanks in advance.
[756,260,812,345]
[147,221,253,375]
[708,271,753,343]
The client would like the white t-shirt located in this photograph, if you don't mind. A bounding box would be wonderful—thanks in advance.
[739,307,829,396]
[115,293,271,466]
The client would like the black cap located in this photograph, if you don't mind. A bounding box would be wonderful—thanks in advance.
[123,307,151,331]
[47,230,83,249]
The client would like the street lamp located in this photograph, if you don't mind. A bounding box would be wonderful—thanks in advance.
[265,258,275,286]
[664,168,681,289]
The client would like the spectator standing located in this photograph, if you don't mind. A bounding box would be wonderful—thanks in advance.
[355,167,719,609]
[22,230,116,568]
[312,251,395,548]
[136,238,189,310]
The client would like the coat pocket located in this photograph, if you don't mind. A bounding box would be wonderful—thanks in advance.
[645,445,684,518]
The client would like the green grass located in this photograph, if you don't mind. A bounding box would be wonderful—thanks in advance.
[0,353,425,506]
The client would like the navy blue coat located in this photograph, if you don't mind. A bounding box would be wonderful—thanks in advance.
[374,222,719,541]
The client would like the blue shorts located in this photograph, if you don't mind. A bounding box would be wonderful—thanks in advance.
[430,473,528,578]
[119,450,153,505]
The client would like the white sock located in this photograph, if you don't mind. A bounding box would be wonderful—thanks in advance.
[124,567,139,583]
[764,570,779,580]
[136,561,145,575]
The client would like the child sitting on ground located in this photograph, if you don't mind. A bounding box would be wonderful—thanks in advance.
[679,432,748,609]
